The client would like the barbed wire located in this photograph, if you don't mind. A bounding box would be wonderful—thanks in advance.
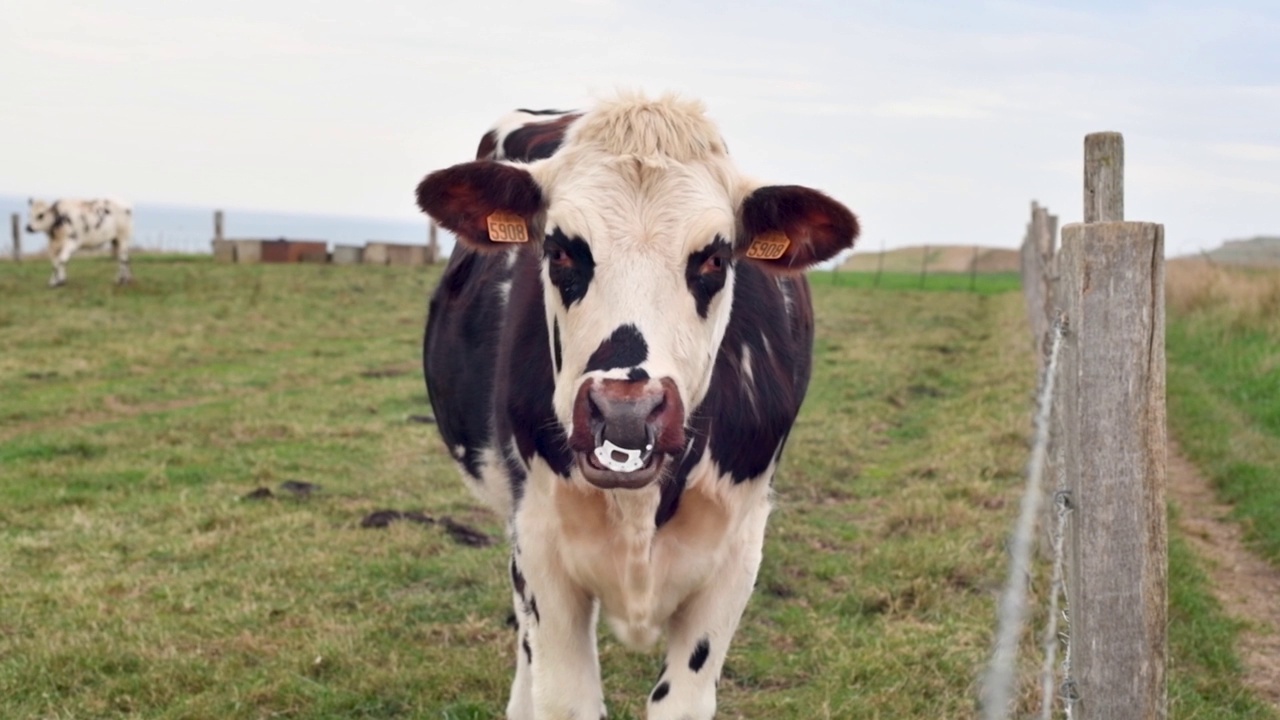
[1039,490,1073,720]
[980,310,1068,720]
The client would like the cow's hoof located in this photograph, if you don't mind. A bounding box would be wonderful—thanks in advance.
[48,280,65,288]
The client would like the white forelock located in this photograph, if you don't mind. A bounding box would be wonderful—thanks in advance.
[563,91,728,166]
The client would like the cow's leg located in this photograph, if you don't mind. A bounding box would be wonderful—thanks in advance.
[113,238,133,284]
[647,498,771,720]
[528,577,603,719]
[48,241,73,287]
[509,543,604,719]
[506,556,534,720]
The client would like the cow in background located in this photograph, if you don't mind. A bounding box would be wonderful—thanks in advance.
[417,93,859,720]
[25,198,134,287]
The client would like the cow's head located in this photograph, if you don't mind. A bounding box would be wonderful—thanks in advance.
[25,199,55,234]
[417,94,858,490]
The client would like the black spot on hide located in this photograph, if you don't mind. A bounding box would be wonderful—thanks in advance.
[585,324,648,373]
[689,637,711,672]
[545,229,595,307]
[685,237,732,318]
[651,681,670,703]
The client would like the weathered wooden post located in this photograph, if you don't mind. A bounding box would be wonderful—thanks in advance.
[969,244,980,292]
[1021,202,1048,355]
[1059,132,1167,720]
[214,210,225,243]
[427,221,439,264]
[918,244,929,289]
[1042,209,1059,326]
[873,239,885,288]
[9,213,19,262]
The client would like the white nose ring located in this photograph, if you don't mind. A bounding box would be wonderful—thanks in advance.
[593,439,653,472]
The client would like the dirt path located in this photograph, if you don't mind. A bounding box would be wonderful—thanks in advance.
[1167,441,1280,708]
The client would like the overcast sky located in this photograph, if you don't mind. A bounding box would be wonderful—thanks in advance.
[3,0,1277,256]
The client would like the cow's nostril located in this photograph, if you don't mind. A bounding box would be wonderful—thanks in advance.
[588,395,603,422]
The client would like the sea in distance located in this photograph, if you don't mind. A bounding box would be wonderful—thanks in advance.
[0,195,453,258]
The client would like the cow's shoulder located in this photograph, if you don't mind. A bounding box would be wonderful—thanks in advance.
[656,265,814,525]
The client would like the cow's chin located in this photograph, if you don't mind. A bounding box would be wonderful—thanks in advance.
[576,451,667,490]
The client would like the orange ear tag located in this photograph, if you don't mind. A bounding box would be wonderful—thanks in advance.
[746,231,790,260]
[486,211,529,243]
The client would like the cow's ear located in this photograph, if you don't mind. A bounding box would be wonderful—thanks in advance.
[416,161,544,250]
[736,185,859,272]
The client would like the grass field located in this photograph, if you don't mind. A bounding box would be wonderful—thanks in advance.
[1166,260,1280,565]
[0,256,1272,719]
[819,269,1023,294]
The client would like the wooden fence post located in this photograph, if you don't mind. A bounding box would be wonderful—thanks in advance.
[1059,132,1167,720]
[919,244,929,289]
[214,210,225,243]
[874,239,885,288]
[427,221,439,264]
[1020,202,1048,357]
[9,213,19,262]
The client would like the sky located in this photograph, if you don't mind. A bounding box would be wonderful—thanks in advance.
[2,0,1278,258]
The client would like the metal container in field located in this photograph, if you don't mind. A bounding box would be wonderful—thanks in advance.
[332,244,364,265]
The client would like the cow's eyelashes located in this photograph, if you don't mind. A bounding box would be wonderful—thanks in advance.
[698,254,726,276]
[544,245,573,268]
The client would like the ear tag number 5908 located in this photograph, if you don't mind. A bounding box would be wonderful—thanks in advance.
[487,212,529,243]
[746,231,790,260]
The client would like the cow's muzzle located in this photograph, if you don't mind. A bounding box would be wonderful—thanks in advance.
[569,377,685,490]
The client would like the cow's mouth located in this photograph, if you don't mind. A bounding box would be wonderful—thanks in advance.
[576,426,666,489]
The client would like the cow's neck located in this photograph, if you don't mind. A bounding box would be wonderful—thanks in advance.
[607,487,660,597]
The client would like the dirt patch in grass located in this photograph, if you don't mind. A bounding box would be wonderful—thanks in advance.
[1168,441,1280,708]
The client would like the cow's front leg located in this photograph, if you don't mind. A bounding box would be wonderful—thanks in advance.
[648,501,770,720]
[506,570,534,720]
[48,242,70,287]
[113,239,133,284]
[510,550,604,720]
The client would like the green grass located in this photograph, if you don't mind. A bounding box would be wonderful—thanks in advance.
[1167,310,1280,565]
[0,255,1270,718]
[1167,528,1277,717]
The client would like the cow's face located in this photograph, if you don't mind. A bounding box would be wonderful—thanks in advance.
[418,97,858,490]
[25,199,54,234]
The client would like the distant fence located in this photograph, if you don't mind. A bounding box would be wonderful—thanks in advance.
[9,213,19,262]
[985,132,1167,719]
[830,244,1021,293]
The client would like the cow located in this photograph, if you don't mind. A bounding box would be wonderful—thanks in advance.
[416,93,859,720]
[25,198,134,287]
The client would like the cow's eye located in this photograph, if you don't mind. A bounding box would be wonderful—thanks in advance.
[699,254,726,275]
[546,245,572,268]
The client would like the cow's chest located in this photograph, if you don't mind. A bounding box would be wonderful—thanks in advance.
[544,476,736,649]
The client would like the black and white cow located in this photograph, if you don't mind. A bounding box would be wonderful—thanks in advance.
[417,93,858,720]
[25,197,134,287]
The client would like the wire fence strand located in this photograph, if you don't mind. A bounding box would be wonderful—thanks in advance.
[980,311,1068,720]
[1039,490,1072,720]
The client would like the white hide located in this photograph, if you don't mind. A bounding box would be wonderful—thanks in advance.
[26,197,134,286]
